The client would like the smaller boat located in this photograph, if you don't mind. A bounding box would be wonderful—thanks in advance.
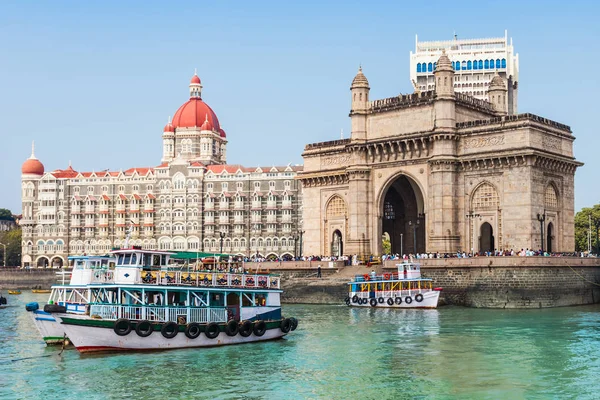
[345,262,442,309]
[8,290,22,295]
[32,289,52,294]
[0,293,7,307]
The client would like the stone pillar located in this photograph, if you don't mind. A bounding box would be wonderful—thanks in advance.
[345,166,372,257]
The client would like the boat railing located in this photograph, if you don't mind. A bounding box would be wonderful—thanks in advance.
[89,304,229,323]
[351,288,427,299]
[90,270,115,283]
[353,273,411,282]
[139,271,280,290]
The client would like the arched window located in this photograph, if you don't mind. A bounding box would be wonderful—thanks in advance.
[478,60,483,69]
[467,61,472,70]
[258,238,264,247]
[417,63,422,73]
[37,240,45,252]
[461,61,466,70]
[484,60,489,69]
[427,62,433,72]
[496,59,501,68]
[501,58,506,68]
[326,196,348,219]
[545,185,558,209]
[472,60,477,70]
[471,183,500,210]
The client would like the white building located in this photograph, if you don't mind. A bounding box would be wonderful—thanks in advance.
[410,31,519,114]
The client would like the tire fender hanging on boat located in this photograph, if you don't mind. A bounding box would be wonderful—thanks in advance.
[253,320,267,337]
[225,320,239,336]
[113,318,132,336]
[280,318,292,333]
[205,322,220,339]
[135,320,153,337]
[370,298,377,307]
[351,295,359,304]
[185,322,202,339]
[415,293,424,303]
[387,298,394,306]
[395,297,402,305]
[289,317,298,331]
[161,321,179,339]
[378,297,384,304]
[238,320,253,337]
[405,296,413,305]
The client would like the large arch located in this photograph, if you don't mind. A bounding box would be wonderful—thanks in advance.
[51,256,65,268]
[469,182,501,253]
[378,174,426,255]
[324,195,347,256]
[479,222,494,253]
[36,256,49,268]
[547,222,554,253]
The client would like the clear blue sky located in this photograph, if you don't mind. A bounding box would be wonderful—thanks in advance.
[1,0,597,214]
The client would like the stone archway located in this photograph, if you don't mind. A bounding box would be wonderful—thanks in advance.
[51,256,64,268]
[547,222,554,253]
[479,222,494,253]
[380,175,425,255]
[36,256,49,268]
[331,230,343,257]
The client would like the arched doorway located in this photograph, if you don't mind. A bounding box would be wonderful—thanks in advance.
[226,292,240,322]
[547,222,554,253]
[36,257,49,268]
[381,175,425,255]
[51,256,64,268]
[331,230,343,257]
[479,223,494,253]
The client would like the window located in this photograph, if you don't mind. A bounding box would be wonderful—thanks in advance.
[236,182,243,190]
[254,182,260,189]
[326,196,347,219]
[222,182,228,191]
[545,185,558,209]
[471,183,500,210]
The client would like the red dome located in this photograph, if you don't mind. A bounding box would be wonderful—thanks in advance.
[22,158,44,175]
[218,128,226,138]
[190,75,201,84]
[172,98,221,130]
[163,122,174,132]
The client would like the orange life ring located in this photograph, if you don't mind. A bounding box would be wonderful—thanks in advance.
[363,274,370,281]
[383,274,390,280]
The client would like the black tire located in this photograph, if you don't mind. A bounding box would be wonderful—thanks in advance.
[205,322,220,339]
[44,304,67,313]
[378,297,384,304]
[351,295,359,304]
[345,298,351,306]
[114,318,132,336]
[405,296,413,305]
[253,320,267,337]
[225,320,239,336]
[289,317,298,331]
[415,293,424,303]
[161,321,179,339]
[135,320,153,337]
[280,318,292,333]
[395,297,402,305]
[185,322,202,339]
[239,320,253,337]
[387,298,394,306]
[344,296,350,303]
[370,298,377,307]
[361,298,368,305]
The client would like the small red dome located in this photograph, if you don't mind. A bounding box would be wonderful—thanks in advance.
[22,158,44,175]
[163,122,174,132]
[172,98,221,130]
[200,118,213,131]
[218,128,226,138]
[190,75,201,85]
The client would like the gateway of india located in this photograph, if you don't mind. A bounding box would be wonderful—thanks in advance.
[20,33,581,267]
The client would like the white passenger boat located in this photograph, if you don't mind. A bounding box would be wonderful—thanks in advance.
[25,255,115,345]
[345,262,442,308]
[47,247,298,353]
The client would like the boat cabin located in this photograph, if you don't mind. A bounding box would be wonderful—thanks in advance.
[397,262,422,279]
[111,247,174,284]
[68,256,115,285]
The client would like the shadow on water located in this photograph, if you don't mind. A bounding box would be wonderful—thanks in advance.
[4,294,600,399]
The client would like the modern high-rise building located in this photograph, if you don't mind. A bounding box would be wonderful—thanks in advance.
[410,31,519,114]
[20,75,303,268]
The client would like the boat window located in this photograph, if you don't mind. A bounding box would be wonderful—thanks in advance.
[152,255,160,267]
[124,254,131,265]
[210,292,224,307]
[255,293,266,307]
[117,254,124,265]
[131,253,137,265]
[74,260,84,270]
[242,293,253,307]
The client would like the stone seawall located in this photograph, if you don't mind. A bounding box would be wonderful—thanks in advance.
[0,268,66,289]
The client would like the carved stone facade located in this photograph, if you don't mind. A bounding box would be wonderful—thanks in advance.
[299,54,581,257]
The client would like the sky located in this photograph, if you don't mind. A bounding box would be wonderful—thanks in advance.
[1,0,598,214]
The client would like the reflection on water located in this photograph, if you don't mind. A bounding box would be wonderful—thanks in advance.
[2,293,600,399]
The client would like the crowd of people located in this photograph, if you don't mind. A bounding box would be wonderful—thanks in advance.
[382,249,597,260]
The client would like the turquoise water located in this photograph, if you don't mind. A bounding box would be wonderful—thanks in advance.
[2,293,600,399]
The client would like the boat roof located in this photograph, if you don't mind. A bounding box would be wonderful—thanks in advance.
[84,284,282,293]
[110,247,175,256]
[347,278,432,284]
[68,255,114,260]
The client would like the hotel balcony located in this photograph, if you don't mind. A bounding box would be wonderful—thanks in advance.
[218,217,230,225]
[143,205,154,212]
[234,202,244,210]
[205,217,215,224]
[266,201,277,209]
[282,215,292,223]
[282,201,292,209]
[205,203,214,210]
[251,216,262,224]
[234,216,244,224]
[251,202,261,210]
[266,216,277,223]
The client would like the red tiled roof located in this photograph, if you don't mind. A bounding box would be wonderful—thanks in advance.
[146,193,156,199]
[155,162,169,168]
[132,194,141,200]
[119,194,127,200]
[189,161,204,167]
[143,223,154,227]
[124,167,153,176]
[88,195,96,201]
[206,164,249,174]
[102,194,110,201]
[51,166,78,179]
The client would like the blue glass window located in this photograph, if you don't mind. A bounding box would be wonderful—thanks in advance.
[428,62,433,72]
[467,61,472,70]
[461,61,466,70]
[484,60,489,69]
[417,63,422,73]
[433,62,437,71]
[496,59,501,68]
[478,60,483,69]
[473,60,478,70]
[501,58,506,68]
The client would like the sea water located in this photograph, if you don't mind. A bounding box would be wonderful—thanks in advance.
[2,292,600,399]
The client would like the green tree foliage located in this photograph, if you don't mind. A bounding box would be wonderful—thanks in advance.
[0,208,14,221]
[0,228,21,266]
[574,204,600,253]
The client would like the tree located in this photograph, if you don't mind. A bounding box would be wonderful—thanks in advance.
[0,228,21,266]
[574,204,600,253]
[0,208,14,221]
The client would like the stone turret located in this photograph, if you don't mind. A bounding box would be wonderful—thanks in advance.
[488,73,507,115]
[350,66,370,141]
[433,50,455,98]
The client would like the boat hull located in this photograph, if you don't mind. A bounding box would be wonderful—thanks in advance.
[56,315,290,353]
[30,310,66,345]
[347,290,440,309]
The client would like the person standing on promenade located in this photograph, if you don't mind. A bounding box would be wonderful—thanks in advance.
[317,265,322,278]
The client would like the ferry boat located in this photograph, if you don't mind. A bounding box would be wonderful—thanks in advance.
[26,255,115,345]
[46,247,298,353]
[345,262,442,308]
